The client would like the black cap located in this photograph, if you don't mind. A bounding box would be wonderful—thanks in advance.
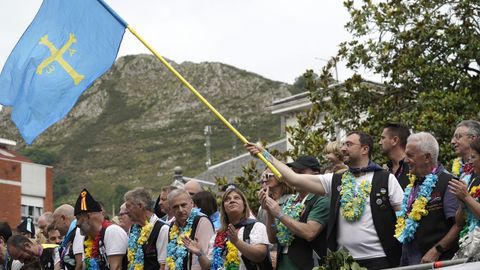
[74,188,102,216]
[17,217,35,235]
[287,156,321,173]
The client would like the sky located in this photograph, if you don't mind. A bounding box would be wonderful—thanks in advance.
[0,0,362,84]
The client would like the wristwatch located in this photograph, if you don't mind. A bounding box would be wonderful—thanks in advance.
[435,244,444,254]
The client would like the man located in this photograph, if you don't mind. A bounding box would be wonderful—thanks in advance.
[16,218,35,239]
[124,188,169,270]
[166,189,214,270]
[397,132,460,265]
[260,156,330,270]
[246,131,404,269]
[75,189,128,270]
[7,234,60,270]
[37,212,54,244]
[183,180,202,197]
[379,123,411,189]
[46,225,62,245]
[53,204,84,270]
[118,203,132,233]
[156,186,177,224]
[451,120,480,178]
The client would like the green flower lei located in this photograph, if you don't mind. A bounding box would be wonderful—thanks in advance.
[340,171,371,222]
[276,194,308,247]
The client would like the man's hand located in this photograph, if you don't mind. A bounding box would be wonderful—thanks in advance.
[421,247,441,263]
[182,237,202,256]
[244,142,264,157]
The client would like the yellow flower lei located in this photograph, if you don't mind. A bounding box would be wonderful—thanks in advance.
[225,241,241,268]
[84,237,94,259]
[452,157,462,177]
[166,224,193,270]
[470,186,480,197]
[127,220,154,270]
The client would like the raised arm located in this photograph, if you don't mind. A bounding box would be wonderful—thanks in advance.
[245,142,326,195]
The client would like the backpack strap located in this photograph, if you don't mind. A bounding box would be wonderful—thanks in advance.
[240,221,273,270]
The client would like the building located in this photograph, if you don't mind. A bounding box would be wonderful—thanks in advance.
[0,139,53,227]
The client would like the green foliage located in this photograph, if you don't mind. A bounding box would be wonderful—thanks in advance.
[313,250,366,270]
[19,147,57,165]
[289,0,480,166]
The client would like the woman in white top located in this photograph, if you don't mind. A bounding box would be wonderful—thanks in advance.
[183,187,271,270]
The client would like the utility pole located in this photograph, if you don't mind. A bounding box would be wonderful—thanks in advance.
[204,125,212,168]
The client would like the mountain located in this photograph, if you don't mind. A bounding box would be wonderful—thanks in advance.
[0,54,293,211]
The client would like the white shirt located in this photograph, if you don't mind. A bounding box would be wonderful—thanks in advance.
[318,172,404,260]
[103,224,129,256]
[72,228,85,255]
[207,222,270,270]
[149,214,169,264]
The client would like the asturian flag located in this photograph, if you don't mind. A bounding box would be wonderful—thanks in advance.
[0,0,126,144]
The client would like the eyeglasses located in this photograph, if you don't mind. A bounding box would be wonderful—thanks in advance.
[342,142,362,148]
[453,133,474,140]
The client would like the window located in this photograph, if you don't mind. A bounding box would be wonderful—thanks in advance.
[21,204,43,224]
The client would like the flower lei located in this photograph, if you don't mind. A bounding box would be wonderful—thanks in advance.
[395,173,438,243]
[166,208,202,270]
[452,157,462,177]
[84,236,100,270]
[460,183,480,238]
[276,194,307,246]
[210,231,241,270]
[127,220,154,270]
[340,171,371,222]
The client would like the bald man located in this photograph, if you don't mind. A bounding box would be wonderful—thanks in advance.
[184,180,202,196]
[53,205,84,270]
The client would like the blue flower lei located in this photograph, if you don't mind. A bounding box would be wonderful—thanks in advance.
[166,208,202,270]
[339,171,371,222]
[276,194,306,246]
[395,173,438,243]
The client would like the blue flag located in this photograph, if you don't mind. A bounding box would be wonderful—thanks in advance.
[0,0,126,144]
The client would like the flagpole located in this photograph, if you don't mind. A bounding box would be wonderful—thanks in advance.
[97,0,282,179]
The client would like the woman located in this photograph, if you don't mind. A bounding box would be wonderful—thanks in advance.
[183,187,271,270]
[193,191,221,230]
[450,138,480,259]
[257,168,293,224]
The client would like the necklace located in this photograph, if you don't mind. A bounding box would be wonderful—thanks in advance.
[276,194,307,246]
[127,219,154,270]
[340,171,371,222]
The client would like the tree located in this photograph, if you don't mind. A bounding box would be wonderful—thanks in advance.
[290,0,480,165]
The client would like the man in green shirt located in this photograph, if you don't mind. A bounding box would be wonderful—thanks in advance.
[259,156,329,270]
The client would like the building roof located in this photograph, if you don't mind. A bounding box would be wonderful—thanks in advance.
[0,145,32,163]
[195,138,287,183]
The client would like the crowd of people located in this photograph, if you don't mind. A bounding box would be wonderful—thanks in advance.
[1,120,480,270]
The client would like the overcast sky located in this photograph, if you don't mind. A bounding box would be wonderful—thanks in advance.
[0,0,365,84]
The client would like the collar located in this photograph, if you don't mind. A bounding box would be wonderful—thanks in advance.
[349,161,383,175]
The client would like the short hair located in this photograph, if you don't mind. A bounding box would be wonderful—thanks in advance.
[348,131,374,157]
[470,139,480,155]
[7,234,32,249]
[124,188,153,211]
[457,120,480,137]
[46,224,57,233]
[384,123,411,149]
[161,185,177,194]
[192,191,217,216]
[407,132,439,162]
[0,222,12,242]
[219,188,251,232]
[324,141,343,159]
[167,188,191,203]
[39,212,54,224]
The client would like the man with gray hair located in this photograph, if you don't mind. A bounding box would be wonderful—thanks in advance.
[166,188,214,270]
[124,187,169,270]
[396,132,460,266]
[451,120,480,178]
[37,212,54,243]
